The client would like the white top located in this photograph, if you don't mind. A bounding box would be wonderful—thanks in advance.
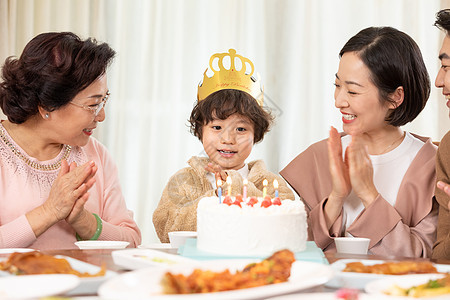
[340,132,424,235]
[206,164,249,189]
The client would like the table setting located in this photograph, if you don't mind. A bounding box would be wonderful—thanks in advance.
[0,235,449,300]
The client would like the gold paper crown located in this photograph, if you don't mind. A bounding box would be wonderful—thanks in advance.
[197,49,264,105]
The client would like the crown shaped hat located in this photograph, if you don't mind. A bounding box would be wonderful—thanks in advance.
[197,49,263,105]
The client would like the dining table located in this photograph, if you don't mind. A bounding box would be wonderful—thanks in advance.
[36,248,450,273]
[1,246,445,299]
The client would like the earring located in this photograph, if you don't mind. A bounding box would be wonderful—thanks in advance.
[45,113,49,118]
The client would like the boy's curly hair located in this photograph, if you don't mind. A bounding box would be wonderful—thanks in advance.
[189,89,273,143]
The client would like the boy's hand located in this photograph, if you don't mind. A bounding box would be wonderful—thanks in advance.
[205,162,228,182]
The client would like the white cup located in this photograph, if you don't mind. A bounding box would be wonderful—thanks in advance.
[334,237,370,254]
[168,231,197,249]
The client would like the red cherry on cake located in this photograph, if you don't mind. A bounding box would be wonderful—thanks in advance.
[235,194,243,203]
[223,195,233,205]
[247,197,258,207]
[272,197,281,205]
[232,200,242,207]
[261,196,272,208]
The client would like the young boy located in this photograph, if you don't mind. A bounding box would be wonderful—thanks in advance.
[152,49,294,243]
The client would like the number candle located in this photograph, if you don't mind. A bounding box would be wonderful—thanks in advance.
[226,176,232,196]
[243,178,248,201]
[273,179,279,198]
[262,179,268,198]
[217,179,222,203]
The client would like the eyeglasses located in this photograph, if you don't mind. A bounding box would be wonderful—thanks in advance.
[69,91,110,116]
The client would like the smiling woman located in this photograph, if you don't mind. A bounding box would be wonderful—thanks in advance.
[281,27,438,259]
[0,32,141,250]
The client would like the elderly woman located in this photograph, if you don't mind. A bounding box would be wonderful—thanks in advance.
[0,32,141,249]
[281,27,437,258]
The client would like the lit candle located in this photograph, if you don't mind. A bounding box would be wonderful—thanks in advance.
[273,179,279,198]
[262,179,268,198]
[226,176,232,196]
[217,179,222,203]
[243,178,248,201]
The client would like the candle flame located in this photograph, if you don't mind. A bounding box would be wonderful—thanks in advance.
[217,179,222,187]
[226,176,232,185]
[243,178,248,185]
[273,179,278,189]
[263,179,268,186]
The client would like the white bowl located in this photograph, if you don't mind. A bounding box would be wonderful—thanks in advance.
[334,237,370,254]
[74,241,130,250]
[168,231,197,249]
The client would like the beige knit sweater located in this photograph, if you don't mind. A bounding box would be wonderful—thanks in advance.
[152,156,294,242]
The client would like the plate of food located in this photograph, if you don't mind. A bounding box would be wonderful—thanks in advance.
[0,251,117,296]
[112,248,196,270]
[0,274,80,299]
[99,249,333,300]
[365,273,450,298]
[326,259,450,289]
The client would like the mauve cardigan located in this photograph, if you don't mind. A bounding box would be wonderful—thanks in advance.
[280,133,438,258]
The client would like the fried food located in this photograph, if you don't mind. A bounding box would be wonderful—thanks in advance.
[161,249,295,294]
[0,251,105,277]
[343,261,437,275]
[385,274,450,297]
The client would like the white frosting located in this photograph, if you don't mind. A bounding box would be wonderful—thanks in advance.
[197,197,308,256]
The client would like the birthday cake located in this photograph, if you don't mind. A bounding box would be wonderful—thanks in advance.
[196,195,307,256]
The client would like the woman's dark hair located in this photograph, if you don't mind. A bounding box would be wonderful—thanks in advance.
[435,9,450,34]
[189,89,273,143]
[0,32,116,124]
[339,27,430,126]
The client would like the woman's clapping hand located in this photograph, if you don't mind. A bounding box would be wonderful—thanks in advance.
[43,160,97,223]
[327,126,379,207]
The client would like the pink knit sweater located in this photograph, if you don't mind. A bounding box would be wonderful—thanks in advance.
[0,122,141,250]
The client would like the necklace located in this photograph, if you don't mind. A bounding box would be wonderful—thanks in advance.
[379,131,405,154]
[0,125,72,171]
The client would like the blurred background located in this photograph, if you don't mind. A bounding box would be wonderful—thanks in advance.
[1,0,450,244]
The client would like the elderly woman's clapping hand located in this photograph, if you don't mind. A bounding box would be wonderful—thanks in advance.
[43,160,97,222]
